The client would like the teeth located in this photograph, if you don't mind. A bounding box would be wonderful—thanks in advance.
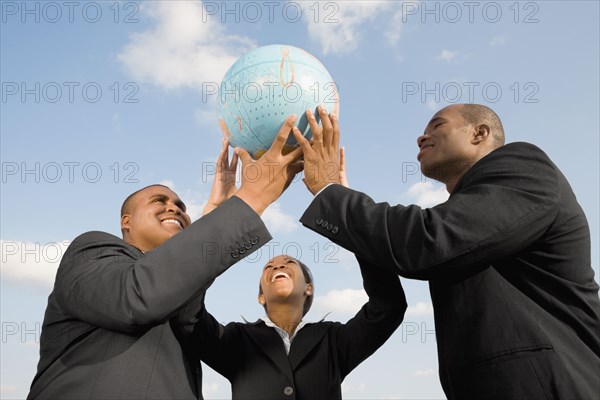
[271,272,290,282]
[163,219,182,228]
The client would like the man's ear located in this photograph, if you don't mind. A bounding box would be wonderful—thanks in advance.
[121,214,130,235]
[258,294,265,305]
[472,123,491,145]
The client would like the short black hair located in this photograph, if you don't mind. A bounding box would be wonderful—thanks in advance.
[120,184,171,216]
[459,104,505,148]
[259,258,314,317]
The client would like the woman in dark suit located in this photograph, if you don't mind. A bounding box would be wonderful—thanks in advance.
[196,254,406,400]
[195,138,406,399]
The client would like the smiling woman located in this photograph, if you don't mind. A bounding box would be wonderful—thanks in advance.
[258,255,314,327]
[194,254,407,400]
[192,136,407,399]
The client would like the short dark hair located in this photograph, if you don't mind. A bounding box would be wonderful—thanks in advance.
[120,184,170,216]
[459,104,505,148]
[259,258,314,317]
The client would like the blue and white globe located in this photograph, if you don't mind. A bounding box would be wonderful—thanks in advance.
[217,44,340,158]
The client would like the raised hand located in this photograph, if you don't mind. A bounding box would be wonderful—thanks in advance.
[234,115,304,215]
[292,106,341,195]
[202,137,239,216]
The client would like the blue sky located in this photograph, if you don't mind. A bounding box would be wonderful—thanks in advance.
[1,1,598,398]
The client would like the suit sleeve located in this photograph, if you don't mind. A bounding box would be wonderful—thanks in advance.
[335,256,406,379]
[54,196,271,333]
[179,303,239,379]
[300,143,561,280]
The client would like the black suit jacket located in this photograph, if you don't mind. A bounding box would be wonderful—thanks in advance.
[196,257,406,399]
[28,197,271,400]
[301,142,600,399]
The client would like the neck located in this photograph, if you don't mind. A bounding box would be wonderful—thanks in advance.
[444,149,494,193]
[267,304,304,337]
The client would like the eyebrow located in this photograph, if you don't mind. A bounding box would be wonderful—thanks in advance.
[264,257,297,268]
[148,194,187,212]
[428,117,445,126]
[424,117,445,134]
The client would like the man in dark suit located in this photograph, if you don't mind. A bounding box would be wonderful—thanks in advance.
[28,118,304,399]
[292,104,600,399]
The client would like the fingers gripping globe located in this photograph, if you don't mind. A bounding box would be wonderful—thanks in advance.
[217,44,340,158]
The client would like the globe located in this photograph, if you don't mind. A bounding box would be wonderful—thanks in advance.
[217,44,340,158]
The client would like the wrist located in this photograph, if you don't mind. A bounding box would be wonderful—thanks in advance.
[234,188,268,215]
[310,179,339,195]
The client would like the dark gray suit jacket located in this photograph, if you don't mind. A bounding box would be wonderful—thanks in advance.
[196,257,406,399]
[28,197,271,400]
[301,142,600,399]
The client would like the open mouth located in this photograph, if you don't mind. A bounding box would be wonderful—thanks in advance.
[271,272,291,282]
[162,218,183,229]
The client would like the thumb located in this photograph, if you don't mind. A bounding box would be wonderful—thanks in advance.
[234,147,254,165]
[288,160,304,176]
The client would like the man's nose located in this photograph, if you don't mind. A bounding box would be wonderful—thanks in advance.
[417,135,427,148]
[166,202,182,214]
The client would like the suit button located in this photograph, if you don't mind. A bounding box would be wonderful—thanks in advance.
[244,241,252,249]
[321,219,328,227]
[332,226,339,234]
[231,250,239,258]
[326,223,333,231]
[251,236,259,245]
[283,386,294,396]
[316,218,323,225]
[239,247,246,254]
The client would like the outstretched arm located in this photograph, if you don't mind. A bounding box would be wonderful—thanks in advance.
[301,143,561,280]
[334,256,407,379]
[55,196,271,333]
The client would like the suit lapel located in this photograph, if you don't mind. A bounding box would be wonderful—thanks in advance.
[242,321,294,383]
[288,323,331,371]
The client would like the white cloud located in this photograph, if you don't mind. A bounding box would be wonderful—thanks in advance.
[262,202,298,234]
[385,1,420,47]
[435,49,460,63]
[330,247,358,271]
[405,182,448,208]
[118,1,255,91]
[426,99,438,110]
[304,1,392,55]
[159,179,176,189]
[0,385,17,394]
[490,35,507,46]
[406,301,434,316]
[413,368,436,377]
[385,8,404,46]
[1,240,68,289]
[314,288,367,316]
[342,381,367,395]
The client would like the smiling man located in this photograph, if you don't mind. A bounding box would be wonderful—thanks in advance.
[296,104,600,399]
[28,118,304,400]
